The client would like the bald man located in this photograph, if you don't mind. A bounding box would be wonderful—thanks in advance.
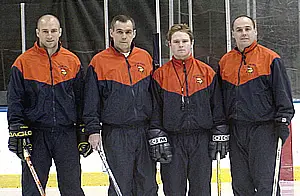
[219,15,294,195]
[36,14,62,56]
[7,14,86,195]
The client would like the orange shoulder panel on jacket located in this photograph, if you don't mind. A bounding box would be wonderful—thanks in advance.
[90,46,152,86]
[220,44,280,86]
[153,58,215,96]
[13,44,81,85]
[52,47,81,85]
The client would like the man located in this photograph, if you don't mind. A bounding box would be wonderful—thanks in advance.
[83,15,157,195]
[7,14,85,196]
[219,15,295,195]
[149,23,229,195]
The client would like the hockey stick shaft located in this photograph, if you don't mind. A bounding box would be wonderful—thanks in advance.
[272,137,282,196]
[216,152,221,196]
[23,140,46,196]
[98,147,123,196]
[152,33,160,71]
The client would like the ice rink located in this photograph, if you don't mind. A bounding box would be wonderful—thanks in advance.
[1,182,299,195]
[1,104,300,195]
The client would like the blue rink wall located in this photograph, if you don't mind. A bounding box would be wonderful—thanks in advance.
[0,102,299,187]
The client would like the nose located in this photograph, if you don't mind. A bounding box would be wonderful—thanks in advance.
[46,32,53,38]
[121,32,127,39]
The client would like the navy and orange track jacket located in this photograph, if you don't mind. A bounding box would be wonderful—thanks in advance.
[219,41,295,123]
[150,55,226,133]
[7,42,84,128]
[83,44,153,134]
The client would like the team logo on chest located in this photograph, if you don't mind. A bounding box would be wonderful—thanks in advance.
[138,65,145,73]
[194,75,204,84]
[58,65,69,76]
[246,64,256,74]
[135,62,146,73]
[196,77,203,84]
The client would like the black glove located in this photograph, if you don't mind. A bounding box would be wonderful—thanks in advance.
[77,124,93,157]
[275,122,289,145]
[8,125,32,161]
[147,129,172,163]
[209,125,230,160]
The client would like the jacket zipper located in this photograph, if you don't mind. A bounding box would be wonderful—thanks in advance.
[183,61,189,99]
[237,53,245,85]
[183,61,191,128]
[47,51,56,128]
[125,58,138,119]
[236,52,246,119]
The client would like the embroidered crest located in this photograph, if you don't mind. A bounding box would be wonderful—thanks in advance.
[196,77,203,84]
[61,68,67,75]
[58,65,69,76]
[135,62,146,74]
[246,64,256,74]
[137,65,145,73]
[247,66,253,73]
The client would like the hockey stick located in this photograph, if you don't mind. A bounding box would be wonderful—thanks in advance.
[152,33,160,71]
[216,152,221,196]
[98,145,123,196]
[23,139,46,196]
[272,137,282,196]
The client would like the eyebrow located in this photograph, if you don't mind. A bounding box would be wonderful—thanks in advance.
[235,25,252,29]
[40,27,59,30]
[116,28,132,30]
[172,38,189,41]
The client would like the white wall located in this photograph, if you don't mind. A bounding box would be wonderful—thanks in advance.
[1,102,299,175]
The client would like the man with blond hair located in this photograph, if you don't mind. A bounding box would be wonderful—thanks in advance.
[149,23,228,195]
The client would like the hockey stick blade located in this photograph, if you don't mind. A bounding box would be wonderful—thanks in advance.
[23,139,46,196]
[97,148,123,196]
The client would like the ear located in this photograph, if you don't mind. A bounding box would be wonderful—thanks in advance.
[59,28,62,37]
[133,29,136,39]
[36,29,39,38]
[109,28,113,37]
[168,41,171,47]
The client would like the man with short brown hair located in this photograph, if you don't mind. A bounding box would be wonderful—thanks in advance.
[83,14,158,195]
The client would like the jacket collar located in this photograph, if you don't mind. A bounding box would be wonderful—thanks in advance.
[34,41,61,56]
[110,40,135,57]
[171,54,194,69]
[234,40,258,54]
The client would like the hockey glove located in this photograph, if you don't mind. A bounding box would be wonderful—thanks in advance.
[147,129,172,163]
[275,122,289,145]
[209,124,230,160]
[8,125,32,161]
[77,124,93,157]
